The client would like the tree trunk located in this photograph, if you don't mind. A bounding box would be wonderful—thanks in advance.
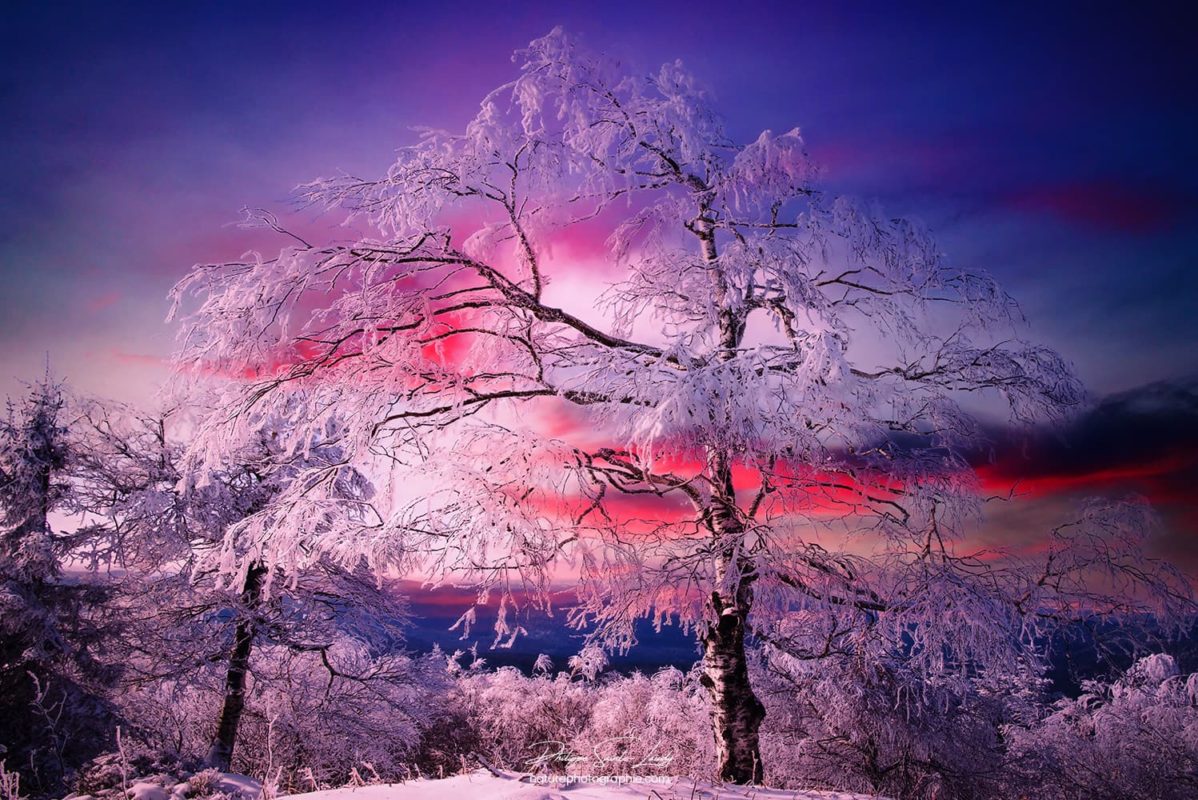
[694,198,766,783]
[700,491,765,783]
[700,590,766,784]
[204,564,266,771]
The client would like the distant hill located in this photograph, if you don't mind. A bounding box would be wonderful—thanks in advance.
[398,582,1198,692]
[400,581,699,673]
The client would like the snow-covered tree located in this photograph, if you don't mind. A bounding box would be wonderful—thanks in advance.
[168,29,1191,782]
[70,400,418,777]
[0,378,66,592]
[0,376,115,794]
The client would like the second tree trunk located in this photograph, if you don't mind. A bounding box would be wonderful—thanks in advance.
[204,564,266,772]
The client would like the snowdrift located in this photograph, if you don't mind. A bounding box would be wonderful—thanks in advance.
[283,771,885,800]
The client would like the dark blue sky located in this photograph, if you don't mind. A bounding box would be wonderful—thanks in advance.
[2,1,1196,562]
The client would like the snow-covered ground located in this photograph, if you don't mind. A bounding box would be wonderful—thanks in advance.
[283,771,885,800]
[102,773,264,800]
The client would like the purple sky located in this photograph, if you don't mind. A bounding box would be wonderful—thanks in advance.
[2,1,1197,563]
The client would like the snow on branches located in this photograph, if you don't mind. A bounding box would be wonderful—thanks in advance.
[166,28,1187,783]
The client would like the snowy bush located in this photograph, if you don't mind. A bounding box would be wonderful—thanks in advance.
[453,666,594,772]
[571,667,713,779]
[754,644,1044,799]
[69,758,259,800]
[109,645,445,792]
[0,761,26,800]
[71,747,191,800]
[444,662,713,780]
[1004,653,1198,800]
[229,645,444,790]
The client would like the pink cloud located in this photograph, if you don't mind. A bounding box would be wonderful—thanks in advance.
[111,350,168,367]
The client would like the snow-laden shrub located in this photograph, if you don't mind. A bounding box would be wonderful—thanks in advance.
[71,747,191,800]
[107,682,214,775]
[566,645,609,683]
[229,645,445,790]
[70,757,259,800]
[453,666,594,771]
[1004,653,1198,800]
[110,644,447,792]
[571,667,713,778]
[183,770,224,797]
[446,662,713,780]
[0,761,26,800]
[755,647,1041,800]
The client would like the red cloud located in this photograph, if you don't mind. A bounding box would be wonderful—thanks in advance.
[977,450,1197,500]
[977,449,1198,555]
